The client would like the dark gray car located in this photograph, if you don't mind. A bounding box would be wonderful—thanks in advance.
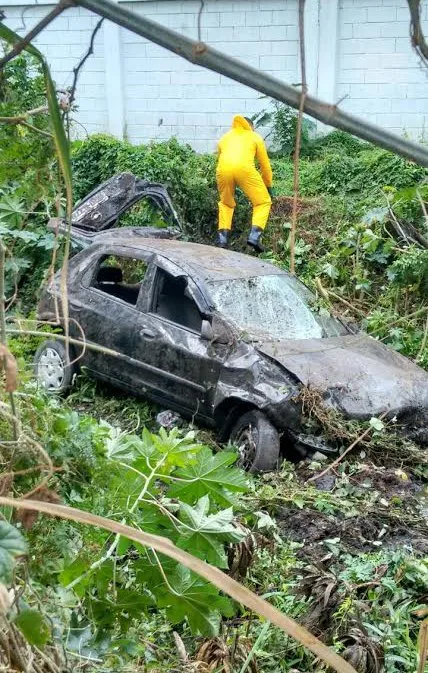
[35,174,428,471]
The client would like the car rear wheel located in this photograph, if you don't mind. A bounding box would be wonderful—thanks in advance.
[229,410,280,473]
[34,339,75,394]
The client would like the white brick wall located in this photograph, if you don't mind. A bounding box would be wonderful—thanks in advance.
[120,0,298,151]
[2,4,108,135]
[2,0,428,149]
[337,0,428,140]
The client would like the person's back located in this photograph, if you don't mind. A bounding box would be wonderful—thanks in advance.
[216,115,273,252]
[218,117,260,171]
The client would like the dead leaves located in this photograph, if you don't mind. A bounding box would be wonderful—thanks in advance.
[195,636,257,673]
[14,487,62,530]
[0,344,17,392]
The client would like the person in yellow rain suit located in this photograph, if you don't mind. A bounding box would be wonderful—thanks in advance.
[216,115,273,252]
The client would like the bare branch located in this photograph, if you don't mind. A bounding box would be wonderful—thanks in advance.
[68,18,104,107]
[77,0,428,167]
[0,2,70,69]
[290,0,307,275]
[407,0,428,67]
[197,0,205,43]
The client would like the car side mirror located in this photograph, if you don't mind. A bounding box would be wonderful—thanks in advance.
[201,320,214,341]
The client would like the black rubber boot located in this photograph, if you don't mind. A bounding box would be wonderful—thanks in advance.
[216,229,229,248]
[247,226,265,253]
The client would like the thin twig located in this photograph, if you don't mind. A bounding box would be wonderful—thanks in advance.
[417,313,428,362]
[315,277,366,317]
[290,0,307,275]
[0,3,69,70]
[306,411,388,484]
[197,0,205,42]
[68,18,104,106]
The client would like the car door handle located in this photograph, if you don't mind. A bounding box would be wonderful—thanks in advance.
[140,328,156,339]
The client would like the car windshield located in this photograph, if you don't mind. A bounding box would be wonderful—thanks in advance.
[207,274,347,340]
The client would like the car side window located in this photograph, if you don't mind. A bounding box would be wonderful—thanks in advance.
[91,254,148,306]
[152,269,202,333]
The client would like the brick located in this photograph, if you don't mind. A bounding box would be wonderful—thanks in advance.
[391,98,428,113]
[365,68,423,83]
[260,25,290,41]
[352,22,382,38]
[271,9,298,25]
[219,98,245,113]
[197,12,220,27]
[235,26,261,41]
[123,43,147,58]
[379,52,421,68]
[269,41,298,57]
[205,26,234,41]
[126,85,159,100]
[182,112,207,125]
[381,113,411,127]
[340,8,367,23]
[367,6,397,21]
[173,70,220,85]
[262,0,291,9]
[359,0,387,6]
[341,37,396,54]
[350,98,392,114]
[380,21,409,37]
[396,6,413,20]
[395,37,421,54]
[406,83,428,97]
[348,83,380,98]
[246,10,273,26]
[340,23,353,39]
[337,69,366,84]
[220,12,246,26]
[378,82,409,98]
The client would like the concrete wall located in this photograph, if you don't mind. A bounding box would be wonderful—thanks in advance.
[336,0,428,139]
[2,0,427,151]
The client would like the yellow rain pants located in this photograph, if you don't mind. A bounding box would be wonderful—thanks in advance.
[216,115,273,231]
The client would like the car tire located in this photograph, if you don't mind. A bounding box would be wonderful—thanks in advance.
[34,339,75,394]
[229,410,280,473]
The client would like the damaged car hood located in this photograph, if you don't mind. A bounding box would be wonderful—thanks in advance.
[257,334,428,418]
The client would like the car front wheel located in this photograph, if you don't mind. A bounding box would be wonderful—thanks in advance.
[34,339,75,394]
[229,410,280,473]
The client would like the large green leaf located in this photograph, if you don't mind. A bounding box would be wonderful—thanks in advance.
[0,522,27,583]
[167,447,248,506]
[176,495,245,567]
[155,564,234,636]
[14,607,50,647]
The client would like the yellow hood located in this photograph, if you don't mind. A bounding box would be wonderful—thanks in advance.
[232,115,252,131]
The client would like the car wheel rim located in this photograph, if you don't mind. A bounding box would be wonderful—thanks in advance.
[236,424,258,470]
[37,347,65,390]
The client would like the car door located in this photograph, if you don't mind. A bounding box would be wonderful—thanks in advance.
[72,246,155,385]
[129,259,231,421]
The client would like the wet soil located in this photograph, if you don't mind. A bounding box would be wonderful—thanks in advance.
[278,466,428,564]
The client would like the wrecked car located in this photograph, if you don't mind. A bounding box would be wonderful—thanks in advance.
[35,173,428,471]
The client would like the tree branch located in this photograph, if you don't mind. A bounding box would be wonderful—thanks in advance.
[68,18,104,107]
[0,2,70,70]
[407,0,428,67]
[290,0,307,275]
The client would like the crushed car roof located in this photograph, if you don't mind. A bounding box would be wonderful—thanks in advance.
[96,236,287,281]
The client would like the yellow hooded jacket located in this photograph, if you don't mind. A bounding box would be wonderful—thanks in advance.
[216,115,272,230]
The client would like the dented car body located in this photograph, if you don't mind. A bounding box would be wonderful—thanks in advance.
[36,174,428,471]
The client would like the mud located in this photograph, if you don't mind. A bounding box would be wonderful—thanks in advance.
[277,506,428,564]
